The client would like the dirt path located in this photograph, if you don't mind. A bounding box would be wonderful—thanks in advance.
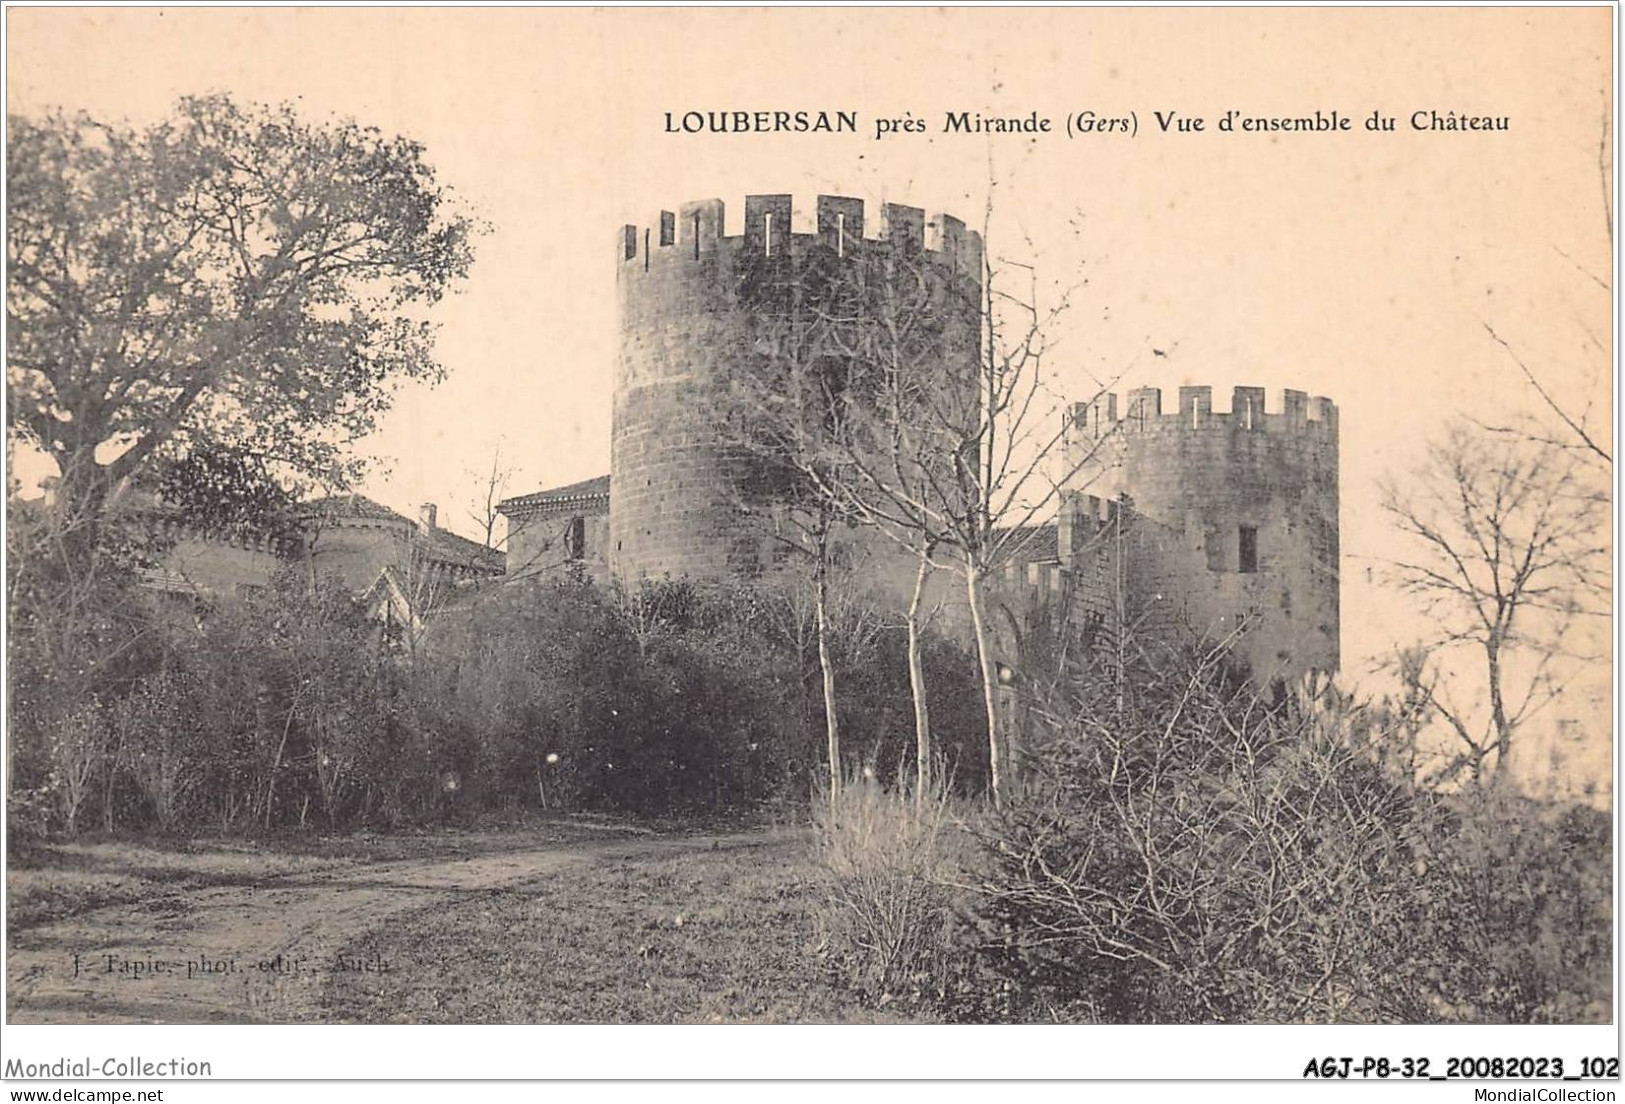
[6,830,768,1024]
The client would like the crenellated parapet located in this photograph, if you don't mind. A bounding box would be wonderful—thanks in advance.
[1071,385,1337,440]
[612,191,984,583]
[617,193,983,279]
[1064,381,1341,678]
[1054,492,1130,564]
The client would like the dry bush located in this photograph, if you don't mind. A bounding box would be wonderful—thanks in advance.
[43,702,107,837]
[111,671,204,832]
[972,642,1612,1024]
[812,770,978,1010]
[971,643,1437,1022]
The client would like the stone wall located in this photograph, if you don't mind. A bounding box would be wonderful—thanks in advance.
[147,532,290,596]
[610,193,982,583]
[1070,385,1340,680]
[506,506,612,584]
[306,518,416,593]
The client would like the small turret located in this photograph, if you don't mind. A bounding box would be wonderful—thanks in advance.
[1067,382,1340,678]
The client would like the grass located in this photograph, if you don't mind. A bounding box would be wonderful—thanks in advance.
[7,839,343,931]
[6,814,647,932]
[9,809,957,1023]
[321,831,921,1024]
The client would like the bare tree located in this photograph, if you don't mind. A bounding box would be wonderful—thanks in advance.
[44,701,104,836]
[707,241,889,804]
[378,553,444,662]
[465,444,516,551]
[612,577,685,659]
[727,239,959,807]
[708,354,845,800]
[784,505,844,802]
[719,213,1122,809]
[1379,422,1607,783]
[113,670,203,832]
[1480,321,1611,466]
[1476,96,1612,468]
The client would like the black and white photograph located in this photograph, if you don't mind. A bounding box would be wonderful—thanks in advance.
[1,3,1617,1091]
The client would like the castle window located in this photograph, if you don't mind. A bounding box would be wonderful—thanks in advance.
[836,212,846,257]
[643,228,650,272]
[764,213,774,257]
[566,516,586,561]
[1238,526,1258,573]
[693,214,701,259]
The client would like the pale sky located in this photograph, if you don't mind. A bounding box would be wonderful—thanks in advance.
[6,7,1613,692]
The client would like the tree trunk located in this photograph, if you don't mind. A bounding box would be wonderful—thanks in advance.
[52,452,114,585]
[103,717,124,834]
[265,696,298,831]
[964,560,1004,809]
[907,547,933,812]
[1486,641,1513,783]
[815,538,841,806]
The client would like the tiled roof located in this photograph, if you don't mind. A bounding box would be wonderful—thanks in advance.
[422,525,505,572]
[497,474,611,514]
[998,523,1059,565]
[302,494,414,524]
[305,494,503,573]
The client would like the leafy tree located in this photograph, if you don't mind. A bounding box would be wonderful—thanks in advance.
[7,93,479,566]
[152,442,301,542]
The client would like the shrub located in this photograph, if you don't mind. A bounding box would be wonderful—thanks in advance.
[416,575,812,817]
[971,644,1613,1024]
[111,670,204,831]
[812,771,975,1010]
[972,648,1440,1023]
[6,783,57,846]
[1409,788,1611,1023]
[6,537,997,836]
[42,701,108,836]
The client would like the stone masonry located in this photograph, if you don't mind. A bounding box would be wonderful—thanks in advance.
[503,192,1342,685]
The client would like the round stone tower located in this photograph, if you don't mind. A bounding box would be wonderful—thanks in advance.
[1069,384,1340,678]
[611,193,983,582]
